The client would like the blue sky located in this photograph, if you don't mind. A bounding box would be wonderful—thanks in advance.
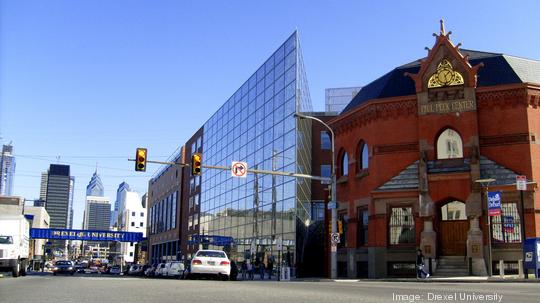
[1,0,539,228]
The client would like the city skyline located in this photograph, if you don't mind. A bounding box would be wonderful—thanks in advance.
[2,1,540,231]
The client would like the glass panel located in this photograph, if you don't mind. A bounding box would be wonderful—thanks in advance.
[441,201,466,220]
[492,202,521,243]
[389,207,415,245]
[437,129,463,159]
[321,132,331,150]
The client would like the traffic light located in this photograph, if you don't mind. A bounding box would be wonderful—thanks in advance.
[191,153,202,175]
[338,220,343,234]
[135,148,147,172]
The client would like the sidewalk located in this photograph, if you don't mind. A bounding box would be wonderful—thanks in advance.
[294,275,540,283]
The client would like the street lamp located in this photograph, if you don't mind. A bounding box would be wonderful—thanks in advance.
[475,178,496,277]
[294,113,337,279]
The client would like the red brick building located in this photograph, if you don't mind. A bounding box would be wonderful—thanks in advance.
[330,23,540,278]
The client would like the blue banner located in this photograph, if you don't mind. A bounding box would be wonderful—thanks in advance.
[30,228,143,242]
[488,191,502,216]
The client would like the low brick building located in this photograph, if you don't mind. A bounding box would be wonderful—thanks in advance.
[329,22,540,278]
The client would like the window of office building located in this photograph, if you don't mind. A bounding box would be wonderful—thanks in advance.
[492,202,522,243]
[321,131,331,150]
[357,207,368,246]
[321,165,331,178]
[389,207,415,245]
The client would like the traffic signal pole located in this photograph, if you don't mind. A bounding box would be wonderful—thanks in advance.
[129,158,331,182]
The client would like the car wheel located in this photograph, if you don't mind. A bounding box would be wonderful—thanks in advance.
[53,273,57,276]
[21,260,27,276]
[12,261,20,278]
[71,272,75,276]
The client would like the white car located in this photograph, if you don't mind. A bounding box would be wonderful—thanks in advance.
[190,250,231,280]
[154,263,166,277]
[164,261,185,279]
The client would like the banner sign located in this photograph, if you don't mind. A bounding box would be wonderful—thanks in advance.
[488,191,502,216]
[30,228,143,242]
[503,216,514,233]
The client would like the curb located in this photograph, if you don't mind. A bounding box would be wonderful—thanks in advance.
[293,278,540,283]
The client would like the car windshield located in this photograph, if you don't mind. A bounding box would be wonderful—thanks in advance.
[0,236,13,244]
[196,251,226,258]
[56,261,72,265]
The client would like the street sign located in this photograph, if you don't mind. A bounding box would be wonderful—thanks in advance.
[330,232,340,244]
[327,201,337,209]
[488,191,502,216]
[231,161,248,178]
[517,175,527,191]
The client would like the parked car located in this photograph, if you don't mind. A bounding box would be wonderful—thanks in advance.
[190,250,231,280]
[164,261,185,279]
[52,260,76,276]
[144,265,156,277]
[154,263,166,277]
[85,266,99,274]
[128,264,144,276]
[109,265,122,275]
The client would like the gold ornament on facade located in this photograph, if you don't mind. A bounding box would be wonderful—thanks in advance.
[427,59,464,88]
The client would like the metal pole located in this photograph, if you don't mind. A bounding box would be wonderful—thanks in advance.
[485,185,493,277]
[293,113,337,279]
[520,189,527,279]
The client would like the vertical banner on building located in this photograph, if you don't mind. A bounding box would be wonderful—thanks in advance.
[488,191,502,216]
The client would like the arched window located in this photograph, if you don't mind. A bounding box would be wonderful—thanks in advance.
[340,151,349,176]
[357,141,369,172]
[362,144,369,169]
[436,128,463,159]
[441,201,466,220]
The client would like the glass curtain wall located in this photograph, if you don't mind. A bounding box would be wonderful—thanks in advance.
[199,32,312,276]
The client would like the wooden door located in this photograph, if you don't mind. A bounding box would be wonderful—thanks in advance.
[440,220,469,256]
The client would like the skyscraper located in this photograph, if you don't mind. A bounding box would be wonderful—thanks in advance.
[45,164,71,228]
[83,196,111,230]
[39,171,48,201]
[112,181,131,228]
[83,170,110,257]
[68,176,75,229]
[0,143,16,196]
[86,169,104,197]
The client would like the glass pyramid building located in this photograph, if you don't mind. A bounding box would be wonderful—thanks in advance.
[199,31,314,276]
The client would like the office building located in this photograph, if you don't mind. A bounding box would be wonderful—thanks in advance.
[148,32,321,277]
[44,164,71,229]
[0,143,16,196]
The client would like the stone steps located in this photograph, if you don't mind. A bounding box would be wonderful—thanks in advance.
[435,256,469,277]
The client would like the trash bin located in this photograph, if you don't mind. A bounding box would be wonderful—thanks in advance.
[523,238,540,278]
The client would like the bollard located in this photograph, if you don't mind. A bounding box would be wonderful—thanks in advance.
[518,259,524,278]
[499,260,504,278]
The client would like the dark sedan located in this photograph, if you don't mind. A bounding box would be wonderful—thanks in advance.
[52,260,76,276]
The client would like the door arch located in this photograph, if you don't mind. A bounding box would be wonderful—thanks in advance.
[438,200,469,256]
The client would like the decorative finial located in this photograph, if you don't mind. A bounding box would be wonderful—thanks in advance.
[440,19,446,36]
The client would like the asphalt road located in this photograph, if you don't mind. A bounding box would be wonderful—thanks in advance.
[1,273,540,303]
